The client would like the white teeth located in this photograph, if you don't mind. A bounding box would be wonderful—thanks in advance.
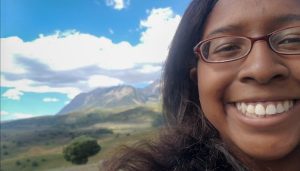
[242,103,247,114]
[235,100,294,118]
[255,104,265,115]
[283,101,289,111]
[236,103,241,111]
[246,104,255,114]
[277,103,285,113]
[266,104,276,115]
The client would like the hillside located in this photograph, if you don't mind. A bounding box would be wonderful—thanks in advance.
[58,81,161,115]
[1,104,162,148]
[1,104,163,171]
[1,81,163,171]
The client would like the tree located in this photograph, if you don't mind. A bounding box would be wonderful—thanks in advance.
[63,136,101,164]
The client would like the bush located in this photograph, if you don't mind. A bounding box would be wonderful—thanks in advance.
[32,161,39,167]
[15,160,21,166]
[63,136,101,164]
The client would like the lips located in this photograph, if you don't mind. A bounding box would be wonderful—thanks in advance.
[235,100,294,118]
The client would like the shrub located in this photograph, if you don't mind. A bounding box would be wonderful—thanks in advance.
[32,161,39,167]
[16,160,21,166]
[63,136,101,164]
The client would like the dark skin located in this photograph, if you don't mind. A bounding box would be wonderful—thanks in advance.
[192,0,300,170]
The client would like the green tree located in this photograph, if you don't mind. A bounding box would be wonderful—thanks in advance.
[32,161,39,167]
[63,136,101,164]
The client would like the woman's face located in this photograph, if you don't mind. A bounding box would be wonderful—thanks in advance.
[197,0,300,164]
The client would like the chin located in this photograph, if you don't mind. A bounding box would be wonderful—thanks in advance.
[240,141,300,161]
[221,101,300,162]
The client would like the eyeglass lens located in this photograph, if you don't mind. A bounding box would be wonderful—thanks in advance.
[200,27,300,62]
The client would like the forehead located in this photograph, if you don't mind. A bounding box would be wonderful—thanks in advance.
[203,0,300,38]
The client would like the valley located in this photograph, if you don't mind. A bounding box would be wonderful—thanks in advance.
[0,82,163,171]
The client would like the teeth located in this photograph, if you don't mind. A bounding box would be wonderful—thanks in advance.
[266,104,276,115]
[235,100,294,117]
[255,104,265,116]
[242,103,247,114]
[277,103,285,113]
[283,101,289,111]
[246,104,255,114]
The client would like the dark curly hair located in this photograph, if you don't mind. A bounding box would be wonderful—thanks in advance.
[103,0,249,170]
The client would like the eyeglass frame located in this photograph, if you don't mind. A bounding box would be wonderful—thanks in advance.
[193,26,300,63]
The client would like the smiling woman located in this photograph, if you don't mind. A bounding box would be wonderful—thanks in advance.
[103,0,300,170]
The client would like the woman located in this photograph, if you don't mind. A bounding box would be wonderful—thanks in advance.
[104,0,300,170]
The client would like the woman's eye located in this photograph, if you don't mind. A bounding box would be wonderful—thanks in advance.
[214,44,241,53]
[278,37,300,45]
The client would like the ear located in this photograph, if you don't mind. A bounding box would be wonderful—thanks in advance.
[189,67,198,84]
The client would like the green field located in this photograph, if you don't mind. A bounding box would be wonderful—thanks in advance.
[0,104,163,171]
[1,129,158,171]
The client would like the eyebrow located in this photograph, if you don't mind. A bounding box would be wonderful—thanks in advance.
[273,14,300,25]
[207,14,300,37]
[207,25,241,37]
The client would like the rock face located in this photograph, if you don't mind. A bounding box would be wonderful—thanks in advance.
[57,81,161,115]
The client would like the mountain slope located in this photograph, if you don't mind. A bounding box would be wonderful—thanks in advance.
[1,106,162,149]
[58,85,146,115]
[58,81,161,115]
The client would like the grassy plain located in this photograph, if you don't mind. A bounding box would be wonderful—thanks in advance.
[1,104,162,171]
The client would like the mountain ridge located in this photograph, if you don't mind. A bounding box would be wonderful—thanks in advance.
[57,80,161,115]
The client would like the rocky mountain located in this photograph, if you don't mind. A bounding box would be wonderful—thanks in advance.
[57,81,161,115]
[141,79,161,101]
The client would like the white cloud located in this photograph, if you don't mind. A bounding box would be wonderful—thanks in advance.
[1,7,180,71]
[1,7,181,99]
[135,8,181,63]
[1,31,136,71]
[138,65,161,74]
[43,97,60,102]
[1,76,80,99]
[2,88,24,100]
[105,0,129,10]
[13,113,35,119]
[0,111,35,121]
[1,111,9,115]
[88,75,124,88]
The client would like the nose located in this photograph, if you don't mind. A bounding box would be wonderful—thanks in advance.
[238,41,289,84]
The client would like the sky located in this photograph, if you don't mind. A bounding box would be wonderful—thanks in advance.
[0,0,191,121]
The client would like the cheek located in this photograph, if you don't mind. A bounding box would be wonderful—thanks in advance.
[197,63,236,130]
[290,60,300,81]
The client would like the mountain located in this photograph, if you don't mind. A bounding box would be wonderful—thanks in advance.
[1,105,162,152]
[1,81,164,171]
[57,81,161,115]
[141,79,161,101]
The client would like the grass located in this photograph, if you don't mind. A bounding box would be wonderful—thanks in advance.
[0,128,158,171]
[0,105,162,171]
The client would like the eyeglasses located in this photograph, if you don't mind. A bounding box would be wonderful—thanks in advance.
[193,26,300,63]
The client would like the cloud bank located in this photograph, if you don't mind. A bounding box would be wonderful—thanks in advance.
[1,7,181,100]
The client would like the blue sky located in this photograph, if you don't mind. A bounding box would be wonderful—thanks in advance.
[1,0,191,121]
